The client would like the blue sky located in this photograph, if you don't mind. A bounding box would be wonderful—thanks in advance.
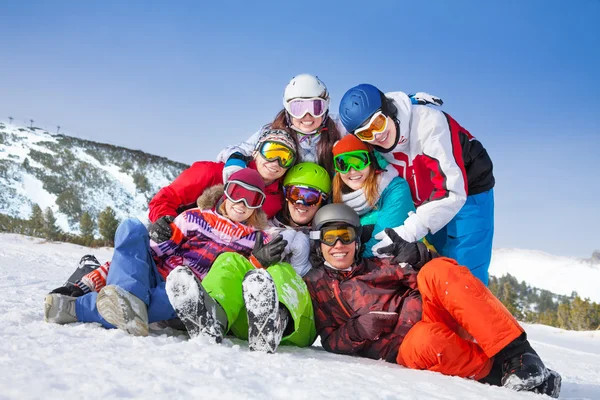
[1,0,598,257]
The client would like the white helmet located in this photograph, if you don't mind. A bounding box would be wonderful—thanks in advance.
[282,74,330,106]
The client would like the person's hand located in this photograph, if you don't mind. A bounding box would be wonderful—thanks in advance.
[349,311,399,341]
[374,228,421,267]
[50,285,84,297]
[250,232,288,269]
[149,215,175,243]
[409,92,444,106]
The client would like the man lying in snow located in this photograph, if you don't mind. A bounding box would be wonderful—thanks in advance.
[303,203,561,398]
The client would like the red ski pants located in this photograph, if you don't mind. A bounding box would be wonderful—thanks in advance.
[397,257,524,380]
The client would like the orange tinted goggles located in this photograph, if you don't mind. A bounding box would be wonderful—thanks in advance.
[353,111,388,142]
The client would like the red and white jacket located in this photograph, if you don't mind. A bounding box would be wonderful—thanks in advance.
[380,92,494,240]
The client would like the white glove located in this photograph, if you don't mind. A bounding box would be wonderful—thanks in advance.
[371,212,429,257]
[410,92,443,106]
[222,164,243,183]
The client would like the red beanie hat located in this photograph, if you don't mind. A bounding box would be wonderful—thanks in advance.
[228,168,266,194]
[332,134,370,158]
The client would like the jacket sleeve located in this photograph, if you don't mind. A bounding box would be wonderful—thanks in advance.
[363,177,416,258]
[216,129,262,162]
[76,262,110,294]
[402,108,468,239]
[148,162,223,223]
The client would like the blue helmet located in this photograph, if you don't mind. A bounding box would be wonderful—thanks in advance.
[338,84,383,133]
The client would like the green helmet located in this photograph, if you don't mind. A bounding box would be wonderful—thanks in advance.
[283,162,331,194]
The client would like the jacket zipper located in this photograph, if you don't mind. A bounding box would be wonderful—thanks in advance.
[331,284,352,318]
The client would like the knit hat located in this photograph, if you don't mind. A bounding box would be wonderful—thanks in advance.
[255,128,298,154]
[332,134,369,158]
[228,168,266,194]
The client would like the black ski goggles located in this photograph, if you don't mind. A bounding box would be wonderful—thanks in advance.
[309,225,358,246]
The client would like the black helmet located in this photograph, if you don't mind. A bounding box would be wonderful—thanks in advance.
[312,204,361,231]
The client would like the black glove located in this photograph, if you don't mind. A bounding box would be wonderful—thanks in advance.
[360,224,375,244]
[376,228,422,268]
[149,215,175,243]
[50,284,84,297]
[348,311,399,341]
[250,231,288,268]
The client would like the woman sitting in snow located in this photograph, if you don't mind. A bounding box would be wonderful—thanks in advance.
[44,168,315,354]
[303,203,561,398]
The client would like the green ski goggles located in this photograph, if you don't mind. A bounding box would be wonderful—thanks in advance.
[333,150,371,174]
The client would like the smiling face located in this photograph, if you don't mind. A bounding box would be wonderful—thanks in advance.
[224,198,254,222]
[367,116,397,150]
[321,237,356,270]
[288,201,320,226]
[290,113,324,133]
[254,155,287,184]
[340,165,371,191]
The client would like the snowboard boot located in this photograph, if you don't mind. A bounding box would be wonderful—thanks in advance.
[44,293,78,324]
[96,285,149,337]
[531,369,561,398]
[242,269,289,354]
[499,333,549,391]
[166,265,227,342]
[64,255,102,287]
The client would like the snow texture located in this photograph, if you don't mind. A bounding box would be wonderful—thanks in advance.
[1,233,600,399]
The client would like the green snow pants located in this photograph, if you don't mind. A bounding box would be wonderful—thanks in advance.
[201,252,316,347]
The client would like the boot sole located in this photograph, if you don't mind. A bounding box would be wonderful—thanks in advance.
[166,266,204,338]
[243,269,280,353]
[44,294,77,324]
[503,367,550,391]
[97,286,148,337]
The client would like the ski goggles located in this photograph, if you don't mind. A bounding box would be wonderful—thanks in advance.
[284,184,327,207]
[258,141,296,168]
[353,111,388,142]
[285,97,329,119]
[224,180,266,209]
[334,150,371,174]
[310,225,358,246]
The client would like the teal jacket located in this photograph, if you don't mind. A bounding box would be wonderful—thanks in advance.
[361,176,415,258]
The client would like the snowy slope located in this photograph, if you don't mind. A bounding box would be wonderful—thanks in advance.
[1,233,599,400]
[490,248,600,303]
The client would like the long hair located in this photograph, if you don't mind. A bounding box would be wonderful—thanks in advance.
[217,200,267,230]
[332,165,379,208]
[271,109,342,177]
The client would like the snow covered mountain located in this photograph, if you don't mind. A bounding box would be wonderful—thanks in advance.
[0,121,188,232]
[1,233,599,399]
[490,248,600,303]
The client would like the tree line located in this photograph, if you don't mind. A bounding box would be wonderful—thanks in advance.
[489,274,600,331]
[0,204,120,246]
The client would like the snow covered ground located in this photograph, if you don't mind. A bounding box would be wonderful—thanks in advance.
[1,233,599,399]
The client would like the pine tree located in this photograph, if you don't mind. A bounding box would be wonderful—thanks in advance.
[501,282,523,319]
[43,207,61,240]
[29,204,45,237]
[79,211,95,244]
[570,296,592,330]
[98,207,119,246]
[557,301,571,330]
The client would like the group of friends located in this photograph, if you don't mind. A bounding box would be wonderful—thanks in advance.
[43,74,560,397]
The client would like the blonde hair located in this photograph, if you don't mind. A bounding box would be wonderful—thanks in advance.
[217,200,268,230]
[332,166,379,208]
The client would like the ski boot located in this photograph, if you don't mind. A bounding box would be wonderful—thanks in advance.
[500,333,549,391]
[242,269,289,353]
[44,293,78,324]
[97,285,149,337]
[166,265,227,342]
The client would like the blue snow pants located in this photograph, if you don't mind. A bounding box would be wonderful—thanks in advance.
[426,189,494,286]
[75,218,176,328]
